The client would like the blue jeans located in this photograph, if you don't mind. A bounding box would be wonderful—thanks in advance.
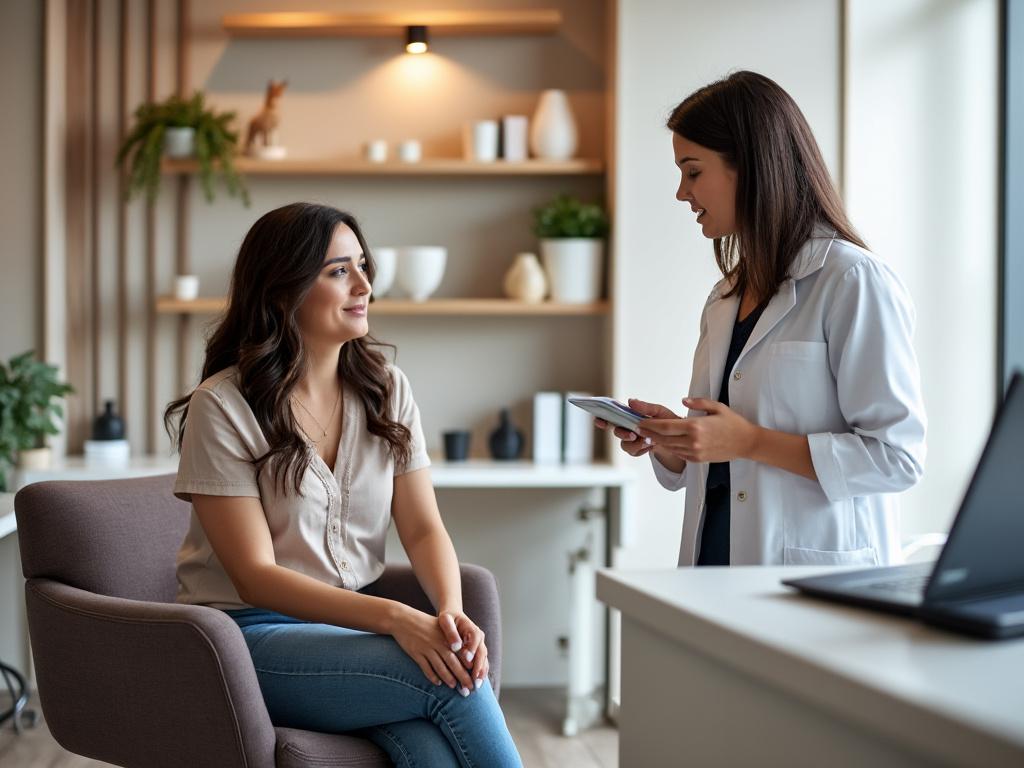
[225,607,522,768]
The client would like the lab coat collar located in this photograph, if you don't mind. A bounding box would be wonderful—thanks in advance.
[703,224,838,398]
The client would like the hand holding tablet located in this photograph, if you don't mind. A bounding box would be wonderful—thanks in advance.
[568,396,648,432]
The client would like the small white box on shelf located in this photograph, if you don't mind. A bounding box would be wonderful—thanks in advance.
[532,391,563,464]
[501,115,529,161]
[563,391,595,464]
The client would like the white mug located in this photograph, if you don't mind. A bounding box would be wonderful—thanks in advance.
[364,139,388,163]
[398,140,422,163]
[464,120,499,162]
[174,274,200,301]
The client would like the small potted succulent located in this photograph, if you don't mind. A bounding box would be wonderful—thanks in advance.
[533,194,610,303]
[116,90,249,205]
[0,351,74,491]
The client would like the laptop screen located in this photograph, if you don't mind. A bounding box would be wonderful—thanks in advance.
[925,373,1024,603]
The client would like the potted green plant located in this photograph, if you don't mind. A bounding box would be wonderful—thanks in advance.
[0,351,74,492]
[116,91,249,205]
[533,194,609,303]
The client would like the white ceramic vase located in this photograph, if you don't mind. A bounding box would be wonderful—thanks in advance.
[530,89,578,160]
[397,246,447,302]
[164,126,195,158]
[371,247,397,297]
[503,252,548,303]
[540,239,604,303]
[17,447,52,471]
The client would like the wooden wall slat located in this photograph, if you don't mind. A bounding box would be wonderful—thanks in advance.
[89,0,100,420]
[145,0,157,453]
[117,0,129,424]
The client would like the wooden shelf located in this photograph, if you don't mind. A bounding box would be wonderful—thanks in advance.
[222,10,562,38]
[162,157,603,177]
[156,296,609,317]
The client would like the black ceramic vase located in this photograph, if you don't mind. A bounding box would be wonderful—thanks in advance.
[488,408,523,460]
[92,400,126,441]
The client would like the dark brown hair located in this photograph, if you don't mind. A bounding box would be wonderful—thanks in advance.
[164,202,412,493]
[667,70,865,301]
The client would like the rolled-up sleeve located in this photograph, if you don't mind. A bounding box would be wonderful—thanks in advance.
[808,259,927,503]
[174,387,261,502]
[391,367,432,476]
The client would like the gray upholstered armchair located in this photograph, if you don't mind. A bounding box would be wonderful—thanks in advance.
[15,474,503,767]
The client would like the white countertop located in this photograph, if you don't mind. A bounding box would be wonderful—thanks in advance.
[598,566,1024,766]
[0,493,15,539]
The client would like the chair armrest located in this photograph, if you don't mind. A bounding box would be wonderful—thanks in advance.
[364,563,503,697]
[25,578,276,768]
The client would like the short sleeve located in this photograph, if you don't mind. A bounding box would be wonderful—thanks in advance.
[174,387,261,501]
[391,367,432,476]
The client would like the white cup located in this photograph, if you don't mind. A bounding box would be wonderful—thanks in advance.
[396,246,447,302]
[364,139,388,163]
[174,274,200,301]
[371,247,398,297]
[464,120,499,162]
[398,139,422,163]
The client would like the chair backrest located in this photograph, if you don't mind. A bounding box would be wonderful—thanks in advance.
[16,474,188,602]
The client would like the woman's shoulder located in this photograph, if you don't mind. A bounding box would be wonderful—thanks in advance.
[194,366,242,400]
[820,236,906,289]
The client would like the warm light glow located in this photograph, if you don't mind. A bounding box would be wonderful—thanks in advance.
[405,25,428,55]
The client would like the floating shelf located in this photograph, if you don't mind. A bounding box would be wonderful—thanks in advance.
[222,10,562,38]
[156,296,609,317]
[162,157,603,177]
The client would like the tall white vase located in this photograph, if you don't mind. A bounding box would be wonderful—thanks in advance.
[540,239,604,303]
[530,89,578,160]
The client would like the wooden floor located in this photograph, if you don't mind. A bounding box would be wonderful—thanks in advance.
[0,687,617,768]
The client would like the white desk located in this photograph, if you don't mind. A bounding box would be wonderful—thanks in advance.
[598,566,1024,767]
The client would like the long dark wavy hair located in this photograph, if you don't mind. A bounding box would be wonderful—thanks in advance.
[164,202,412,494]
[667,70,866,302]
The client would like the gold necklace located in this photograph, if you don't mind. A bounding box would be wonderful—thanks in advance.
[291,386,341,445]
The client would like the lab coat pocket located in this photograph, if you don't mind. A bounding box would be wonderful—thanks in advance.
[768,341,835,433]
[783,545,879,566]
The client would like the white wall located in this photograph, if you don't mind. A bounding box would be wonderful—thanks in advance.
[845,0,999,536]
[611,0,842,569]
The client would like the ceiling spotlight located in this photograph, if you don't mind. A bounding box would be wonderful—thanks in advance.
[405,25,428,54]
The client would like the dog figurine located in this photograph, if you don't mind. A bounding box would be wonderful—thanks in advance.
[245,79,288,155]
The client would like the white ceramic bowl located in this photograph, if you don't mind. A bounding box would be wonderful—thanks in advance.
[371,247,397,297]
[397,246,447,302]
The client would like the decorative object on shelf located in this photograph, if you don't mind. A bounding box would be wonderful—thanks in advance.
[464,120,499,162]
[534,194,609,303]
[503,252,547,303]
[501,114,529,161]
[563,390,595,464]
[532,392,563,464]
[371,247,397,297]
[116,91,248,204]
[398,139,422,163]
[0,350,74,491]
[174,274,200,301]
[443,430,471,462]
[488,409,524,460]
[530,89,578,160]
[92,400,125,441]
[164,127,195,158]
[396,246,447,302]
[245,79,288,160]
[365,139,388,163]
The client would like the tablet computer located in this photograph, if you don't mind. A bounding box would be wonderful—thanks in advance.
[568,396,647,431]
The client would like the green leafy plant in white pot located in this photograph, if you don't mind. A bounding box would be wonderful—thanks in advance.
[0,351,74,492]
[533,194,610,303]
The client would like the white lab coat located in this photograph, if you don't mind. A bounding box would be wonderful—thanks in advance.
[652,225,926,566]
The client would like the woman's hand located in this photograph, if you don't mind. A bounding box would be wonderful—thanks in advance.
[636,397,761,463]
[595,398,679,458]
[391,605,477,695]
[438,611,489,690]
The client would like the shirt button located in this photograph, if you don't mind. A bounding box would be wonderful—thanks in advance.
[733,371,743,381]
[331,522,339,533]
[341,561,350,570]
[737,491,748,502]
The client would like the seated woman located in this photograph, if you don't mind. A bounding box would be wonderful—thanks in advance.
[165,202,522,768]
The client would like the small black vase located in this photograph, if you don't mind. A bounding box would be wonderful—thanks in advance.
[488,408,523,461]
[92,400,125,441]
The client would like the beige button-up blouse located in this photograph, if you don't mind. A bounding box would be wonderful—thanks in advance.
[173,364,431,609]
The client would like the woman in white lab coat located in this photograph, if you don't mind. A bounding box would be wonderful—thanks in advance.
[598,71,927,567]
